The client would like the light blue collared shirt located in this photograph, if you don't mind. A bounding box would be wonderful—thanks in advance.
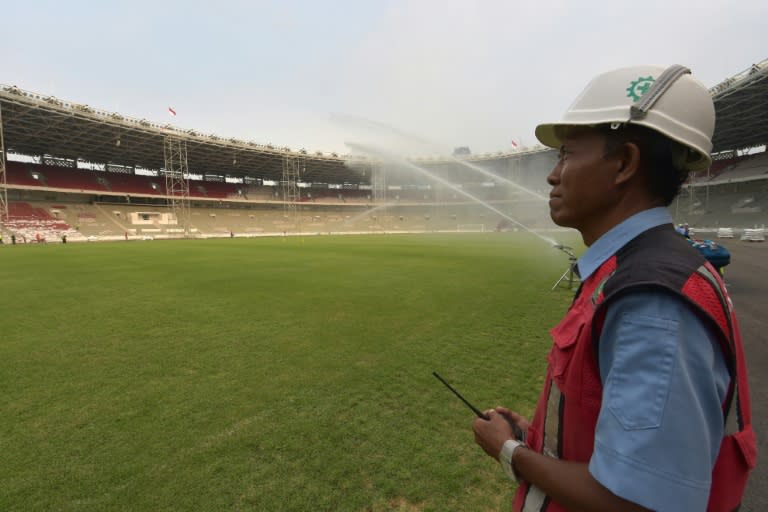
[577,208,730,512]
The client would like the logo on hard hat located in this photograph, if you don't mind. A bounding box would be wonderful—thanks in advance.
[626,76,655,102]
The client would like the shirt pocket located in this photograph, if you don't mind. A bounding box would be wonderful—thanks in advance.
[605,313,678,430]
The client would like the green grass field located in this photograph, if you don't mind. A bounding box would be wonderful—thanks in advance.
[0,233,579,511]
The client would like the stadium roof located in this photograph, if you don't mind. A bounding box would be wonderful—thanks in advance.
[710,58,768,154]
[0,85,367,183]
[1,58,765,180]
[0,85,542,185]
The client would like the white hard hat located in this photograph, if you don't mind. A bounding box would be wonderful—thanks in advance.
[536,65,715,171]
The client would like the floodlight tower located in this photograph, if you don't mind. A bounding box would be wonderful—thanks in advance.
[0,103,8,230]
[163,135,191,237]
[281,154,303,233]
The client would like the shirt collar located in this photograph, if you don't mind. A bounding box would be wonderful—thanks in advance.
[576,207,673,281]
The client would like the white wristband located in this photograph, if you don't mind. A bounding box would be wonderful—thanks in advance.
[499,438,525,483]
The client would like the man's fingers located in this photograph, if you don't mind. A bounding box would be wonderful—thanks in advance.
[494,407,531,430]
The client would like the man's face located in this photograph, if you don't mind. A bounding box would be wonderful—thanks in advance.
[546,128,621,240]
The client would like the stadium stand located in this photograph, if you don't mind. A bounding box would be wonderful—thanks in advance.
[102,172,164,196]
[1,59,764,242]
[675,176,768,227]
[691,155,743,181]
[0,145,748,240]
[5,147,765,240]
[42,165,108,191]
[5,201,84,242]
[189,181,241,199]
[710,152,768,183]
[0,190,555,240]
[5,162,44,187]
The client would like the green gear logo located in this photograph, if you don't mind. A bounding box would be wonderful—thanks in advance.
[626,76,655,101]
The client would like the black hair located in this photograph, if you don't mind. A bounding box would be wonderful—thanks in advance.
[598,124,689,206]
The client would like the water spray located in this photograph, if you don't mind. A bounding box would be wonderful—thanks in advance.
[447,157,548,201]
[345,202,393,225]
[333,113,549,201]
[346,142,559,247]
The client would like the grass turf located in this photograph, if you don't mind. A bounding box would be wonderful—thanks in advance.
[0,233,578,511]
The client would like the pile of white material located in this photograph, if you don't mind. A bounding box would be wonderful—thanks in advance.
[741,228,766,242]
[717,227,735,238]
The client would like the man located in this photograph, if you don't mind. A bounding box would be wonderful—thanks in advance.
[675,223,690,237]
[473,66,755,511]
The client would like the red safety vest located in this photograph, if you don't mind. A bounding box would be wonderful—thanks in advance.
[514,227,756,512]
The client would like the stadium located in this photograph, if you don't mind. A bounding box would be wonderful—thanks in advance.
[0,90,562,243]
[1,59,766,511]
[1,62,767,242]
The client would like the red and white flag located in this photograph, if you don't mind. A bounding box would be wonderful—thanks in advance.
[510,139,518,148]
[168,106,177,117]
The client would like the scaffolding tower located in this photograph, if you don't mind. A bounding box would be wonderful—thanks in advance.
[0,103,8,230]
[370,163,387,228]
[281,154,303,232]
[163,136,191,236]
[371,163,386,204]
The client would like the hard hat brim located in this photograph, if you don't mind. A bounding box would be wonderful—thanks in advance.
[534,123,565,150]
[534,121,712,172]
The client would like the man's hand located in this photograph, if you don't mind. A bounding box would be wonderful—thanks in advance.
[473,408,652,512]
[473,407,528,459]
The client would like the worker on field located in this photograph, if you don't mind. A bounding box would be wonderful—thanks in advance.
[472,66,756,511]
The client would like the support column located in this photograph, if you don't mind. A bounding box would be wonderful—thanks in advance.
[163,136,190,237]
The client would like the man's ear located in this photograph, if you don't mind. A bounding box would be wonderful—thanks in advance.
[614,142,642,186]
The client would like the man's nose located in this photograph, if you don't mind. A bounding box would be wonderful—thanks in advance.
[546,163,562,186]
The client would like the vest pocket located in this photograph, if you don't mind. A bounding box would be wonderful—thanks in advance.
[708,425,756,512]
[733,425,757,469]
[549,314,584,379]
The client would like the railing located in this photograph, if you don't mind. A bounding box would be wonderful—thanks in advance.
[709,58,768,95]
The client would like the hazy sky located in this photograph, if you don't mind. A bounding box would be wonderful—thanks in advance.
[3,0,766,156]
